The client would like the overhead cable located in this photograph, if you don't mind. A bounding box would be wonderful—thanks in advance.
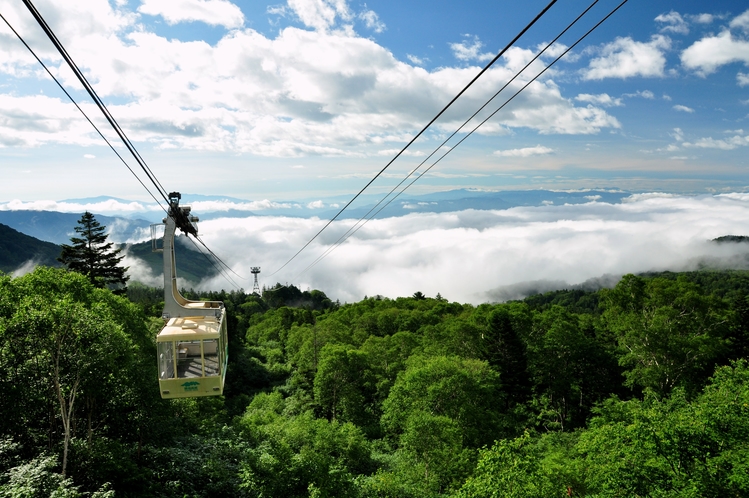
[0,11,168,216]
[20,0,173,210]
[10,1,241,289]
[297,0,605,277]
[297,0,629,277]
[268,0,560,277]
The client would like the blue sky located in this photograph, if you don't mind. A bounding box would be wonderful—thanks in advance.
[0,0,748,205]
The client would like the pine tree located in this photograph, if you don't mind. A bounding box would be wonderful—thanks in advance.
[58,211,129,293]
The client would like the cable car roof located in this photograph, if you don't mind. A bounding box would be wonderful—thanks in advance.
[157,316,222,342]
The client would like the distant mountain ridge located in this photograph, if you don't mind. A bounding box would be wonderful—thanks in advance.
[0,210,152,245]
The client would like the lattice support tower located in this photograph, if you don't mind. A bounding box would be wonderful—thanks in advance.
[250,267,261,295]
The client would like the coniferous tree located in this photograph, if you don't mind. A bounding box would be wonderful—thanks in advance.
[58,211,129,292]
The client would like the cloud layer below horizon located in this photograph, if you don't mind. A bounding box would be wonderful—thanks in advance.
[131,192,749,304]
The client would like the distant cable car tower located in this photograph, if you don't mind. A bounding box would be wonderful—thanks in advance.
[251,267,261,295]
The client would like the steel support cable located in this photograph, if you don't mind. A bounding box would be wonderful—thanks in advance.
[296,0,603,278]
[12,2,238,288]
[297,0,629,277]
[6,1,243,293]
[185,236,242,290]
[268,0,559,277]
[20,0,172,209]
[0,12,169,216]
[194,234,248,282]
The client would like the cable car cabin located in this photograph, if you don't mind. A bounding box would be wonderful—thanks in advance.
[156,193,228,399]
[157,312,227,398]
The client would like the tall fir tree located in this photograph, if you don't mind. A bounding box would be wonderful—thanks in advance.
[58,211,129,293]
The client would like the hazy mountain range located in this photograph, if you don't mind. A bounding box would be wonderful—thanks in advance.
[1,189,632,244]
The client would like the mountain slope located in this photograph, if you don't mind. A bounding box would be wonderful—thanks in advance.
[0,223,62,273]
[124,236,218,284]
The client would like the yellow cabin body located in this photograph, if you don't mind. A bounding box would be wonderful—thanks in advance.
[157,313,228,398]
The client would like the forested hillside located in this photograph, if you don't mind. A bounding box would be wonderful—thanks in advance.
[0,223,62,273]
[1,267,749,496]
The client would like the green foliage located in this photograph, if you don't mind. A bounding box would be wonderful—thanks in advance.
[3,268,749,496]
[314,345,377,430]
[455,432,560,498]
[0,455,90,498]
[237,392,374,497]
[382,355,504,448]
[602,275,729,396]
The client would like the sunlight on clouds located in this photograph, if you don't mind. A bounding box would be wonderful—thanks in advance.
[287,0,352,31]
[493,145,554,157]
[673,104,695,113]
[138,0,245,28]
[575,93,623,107]
[683,133,749,150]
[0,199,156,213]
[655,11,689,35]
[358,9,385,33]
[681,27,749,75]
[583,35,670,80]
[450,35,494,62]
[190,194,749,304]
[730,10,749,32]
[0,0,623,158]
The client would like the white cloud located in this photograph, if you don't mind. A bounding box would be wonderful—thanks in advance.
[450,35,494,62]
[673,104,695,113]
[358,9,385,33]
[691,13,715,25]
[83,154,96,159]
[729,9,749,32]
[138,0,245,29]
[0,0,620,159]
[681,30,749,75]
[306,200,325,208]
[583,35,671,80]
[655,11,689,35]
[406,54,424,66]
[738,72,749,86]
[683,133,749,150]
[190,199,292,211]
[287,0,352,31]
[575,93,623,107]
[623,90,655,99]
[0,198,156,213]
[190,194,749,303]
[493,145,554,157]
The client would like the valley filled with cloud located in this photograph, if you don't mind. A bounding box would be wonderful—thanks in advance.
[148,192,749,303]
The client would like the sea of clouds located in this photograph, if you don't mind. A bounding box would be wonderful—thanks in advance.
[120,192,749,304]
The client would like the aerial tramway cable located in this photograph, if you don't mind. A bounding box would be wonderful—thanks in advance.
[296,0,606,277]
[296,0,629,277]
[5,1,243,289]
[0,12,168,216]
[19,0,173,210]
[268,0,560,277]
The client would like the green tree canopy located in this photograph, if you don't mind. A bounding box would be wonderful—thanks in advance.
[58,211,129,293]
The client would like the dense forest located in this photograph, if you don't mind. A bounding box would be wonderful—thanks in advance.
[2,266,749,496]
